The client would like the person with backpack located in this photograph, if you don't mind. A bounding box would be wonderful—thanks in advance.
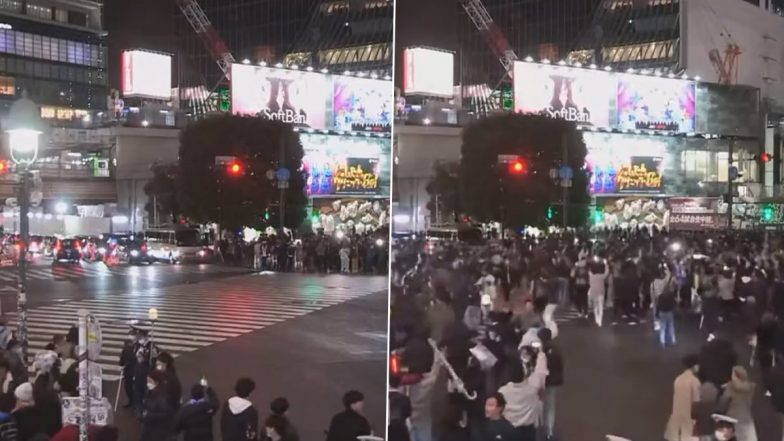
[221,378,259,441]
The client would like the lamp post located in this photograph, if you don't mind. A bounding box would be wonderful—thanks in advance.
[5,91,43,365]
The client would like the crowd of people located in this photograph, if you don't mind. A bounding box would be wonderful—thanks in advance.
[0,321,378,441]
[216,231,389,275]
[388,227,784,441]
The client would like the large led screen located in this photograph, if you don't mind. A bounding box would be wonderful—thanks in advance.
[333,76,392,131]
[513,61,698,133]
[513,62,614,127]
[300,133,390,197]
[231,64,331,129]
[616,75,696,132]
[403,48,455,97]
[121,50,172,100]
[584,132,667,195]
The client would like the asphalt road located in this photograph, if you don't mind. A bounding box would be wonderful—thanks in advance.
[1,262,388,441]
[555,312,781,441]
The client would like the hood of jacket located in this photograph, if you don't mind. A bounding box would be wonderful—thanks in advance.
[227,396,252,415]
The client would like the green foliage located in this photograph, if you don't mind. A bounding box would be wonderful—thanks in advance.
[176,114,307,230]
[458,113,589,228]
[425,161,460,225]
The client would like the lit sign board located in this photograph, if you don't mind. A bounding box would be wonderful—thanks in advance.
[231,64,392,132]
[402,47,455,98]
[584,132,666,195]
[513,61,696,132]
[333,158,379,194]
[121,50,172,100]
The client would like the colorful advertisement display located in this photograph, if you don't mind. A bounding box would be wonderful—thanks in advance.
[333,77,392,132]
[584,132,667,195]
[300,133,390,197]
[121,50,172,100]
[513,61,697,132]
[616,75,696,132]
[513,62,614,127]
[231,64,391,133]
[402,47,455,98]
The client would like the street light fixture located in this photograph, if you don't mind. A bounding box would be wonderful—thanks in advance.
[5,90,43,365]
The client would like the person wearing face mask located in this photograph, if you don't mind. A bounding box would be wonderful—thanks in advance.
[132,327,159,415]
[156,352,182,410]
[263,414,294,441]
[141,370,176,441]
[119,329,139,409]
[710,418,738,441]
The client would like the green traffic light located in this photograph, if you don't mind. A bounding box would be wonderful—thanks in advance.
[592,208,604,225]
[762,205,774,222]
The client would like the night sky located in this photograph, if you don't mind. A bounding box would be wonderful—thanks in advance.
[106,0,456,89]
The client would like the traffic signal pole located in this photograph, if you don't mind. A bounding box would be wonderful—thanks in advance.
[562,133,568,228]
[728,137,734,229]
[279,136,286,231]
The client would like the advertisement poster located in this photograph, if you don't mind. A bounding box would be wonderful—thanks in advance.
[513,62,613,127]
[301,133,387,197]
[616,76,696,132]
[231,64,330,129]
[121,50,172,100]
[615,156,663,193]
[668,197,727,230]
[402,47,455,97]
[333,77,392,132]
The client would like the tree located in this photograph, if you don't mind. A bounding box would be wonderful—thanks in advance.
[177,114,307,231]
[425,161,459,225]
[144,163,179,226]
[458,113,589,228]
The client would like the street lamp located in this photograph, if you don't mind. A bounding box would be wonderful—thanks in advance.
[5,91,43,365]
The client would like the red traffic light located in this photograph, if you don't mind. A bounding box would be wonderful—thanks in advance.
[760,152,772,163]
[508,160,527,175]
[0,161,7,174]
[227,162,243,175]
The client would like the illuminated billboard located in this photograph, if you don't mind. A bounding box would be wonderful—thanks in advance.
[584,132,666,195]
[513,61,697,132]
[402,47,455,98]
[300,133,391,197]
[121,50,172,100]
[231,64,391,132]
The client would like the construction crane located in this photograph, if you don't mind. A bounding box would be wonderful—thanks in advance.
[709,43,742,86]
[460,0,518,77]
[176,0,236,113]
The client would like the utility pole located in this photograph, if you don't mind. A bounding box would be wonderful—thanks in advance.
[562,132,569,228]
[17,170,29,363]
[728,137,735,229]
[278,136,286,232]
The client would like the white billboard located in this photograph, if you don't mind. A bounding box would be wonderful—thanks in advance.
[121,50,172,100]
[403,48,454,98]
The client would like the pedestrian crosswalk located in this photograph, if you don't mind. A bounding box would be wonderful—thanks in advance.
[6,274,388,381]
[0,263,252,283]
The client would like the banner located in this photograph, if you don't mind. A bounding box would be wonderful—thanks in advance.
[591,156,663,194]
[668,197,727,230]
[301,133,389,197]
[616,75,696,132]
[334,158,380,195]
[333,77,392,132]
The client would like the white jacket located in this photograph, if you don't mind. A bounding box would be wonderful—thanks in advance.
[588,263,610,299]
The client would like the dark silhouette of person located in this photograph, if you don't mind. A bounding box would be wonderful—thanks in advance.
[549,76,579,112]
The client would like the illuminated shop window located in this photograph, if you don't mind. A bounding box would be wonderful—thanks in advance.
[0,30,102,67]
[26,3,52,20]
[0,0,20,12]
[567,49,594,65]
[0,75,13,95]
[318,43,390,66]
[602,40,675,63]
[284,52,311,66]
[680,150,709,180]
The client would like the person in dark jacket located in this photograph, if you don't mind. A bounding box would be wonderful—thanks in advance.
[388,375,411,441]
[220,377,259,441]
[12,382,44,441]
[482,393,515,441]
[0,393,17,441]
[269,397,298,441]
[141,370,176,441]
[325,390,372,441]
[263,414,295,441]
[32,373,62,437]
[156,352,182,410]
[767,354,784,439]
[657,283,678,347]
[538,328,562,441]
[119,331,138,408]
[174,382,219,441]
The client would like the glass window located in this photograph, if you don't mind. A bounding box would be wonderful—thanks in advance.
[41,36,50,59]
[0,0,21,12]
[681,150,710,180]
[32,35,41,58]
[6,31,15,55]
[55,8,67,23]
[58,40,67,62]
[67,10,88,27]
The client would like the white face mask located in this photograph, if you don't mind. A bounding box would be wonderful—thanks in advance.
[156,363,165,371]
[147,382,155,391]
[714,431,729,441]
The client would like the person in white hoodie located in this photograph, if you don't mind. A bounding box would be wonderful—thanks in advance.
[588,257,610,327]
[499,346,548,441]
[220,377,259,441]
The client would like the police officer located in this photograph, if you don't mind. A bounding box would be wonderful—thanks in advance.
[130,323,159,414]
[119,327,139,408]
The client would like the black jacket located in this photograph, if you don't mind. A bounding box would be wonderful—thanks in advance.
[174,388,219,441]
[141,386,176,441]
[768,363,784,413]
[544,345,564,387]
[325,409,371,441]
[12,406,43,441]
[220,398,259,441]
[657,290,677,313]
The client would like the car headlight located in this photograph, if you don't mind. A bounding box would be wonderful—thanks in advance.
[172,250,180,257]
[198,250,206,257]
[98,248,106,254]
[130,250,139,257]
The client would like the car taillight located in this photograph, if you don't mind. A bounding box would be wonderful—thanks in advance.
[141,244,147,252]
[390,353,401,376]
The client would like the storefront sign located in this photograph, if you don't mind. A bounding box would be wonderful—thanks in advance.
[231,64,391,133]
[513,61,696,132]
[615,157,663,193]
[669,213,727,230]
[669,197,721,214]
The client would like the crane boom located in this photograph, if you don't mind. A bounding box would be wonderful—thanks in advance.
[176,0,235,79]
[460,0,517,75]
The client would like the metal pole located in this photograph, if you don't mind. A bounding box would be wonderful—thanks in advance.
[77,309,89,441]
[17,170,29,364]
[562,132,569,228]
[728,138,735,229]
[279,136,286,231]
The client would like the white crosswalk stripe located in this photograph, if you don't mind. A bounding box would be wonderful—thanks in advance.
[6,275,387,381]
[0,263,252,282]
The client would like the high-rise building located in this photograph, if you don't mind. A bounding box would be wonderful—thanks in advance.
[0,0,106,119]
[176,0,393,92]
